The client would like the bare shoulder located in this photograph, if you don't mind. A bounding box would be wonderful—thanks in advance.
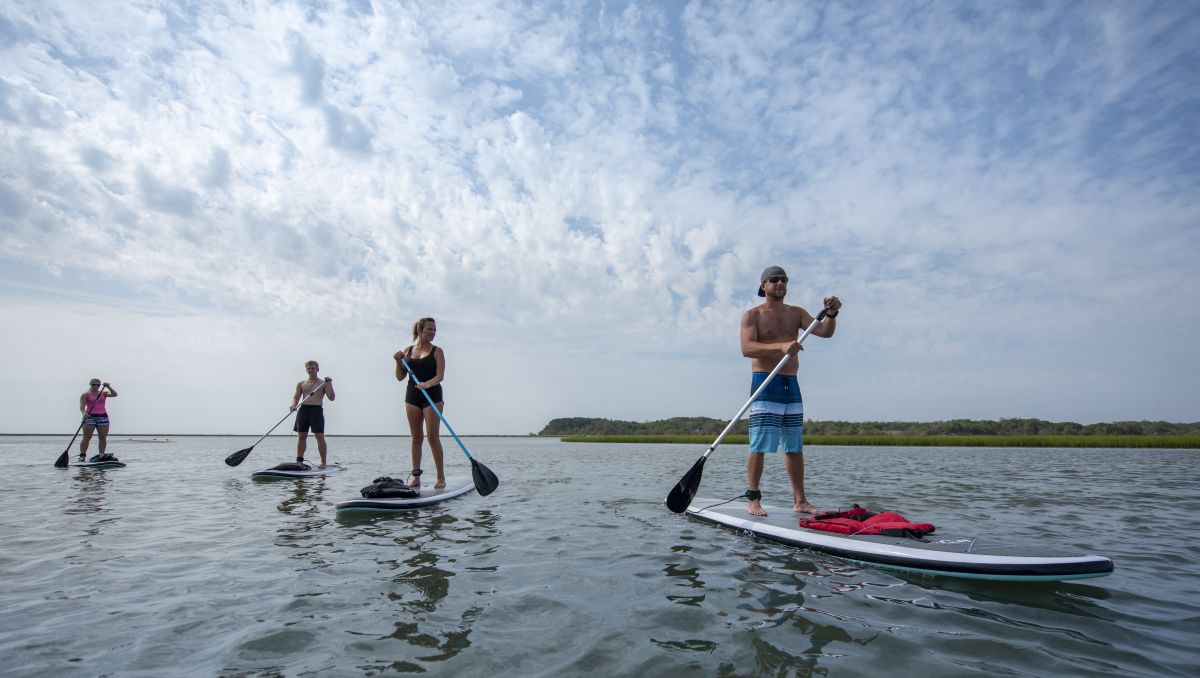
[785,303,810,318]
[742,303,768,321]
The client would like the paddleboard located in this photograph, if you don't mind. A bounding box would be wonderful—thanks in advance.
[73,459,127,469]
[251,462,346,479]
[685,498,1114,582]
[336,476,474,513]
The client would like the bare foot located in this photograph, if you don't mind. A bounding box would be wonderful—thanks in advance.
[747,499,768,516]
[434,478,446,489]
[793,501,819,514]
[318,464,327,469]
[408,474,421,487]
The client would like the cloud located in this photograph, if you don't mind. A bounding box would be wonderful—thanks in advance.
[80,145,115,173]
[0,77,71,128]
[0,181,30,221]
[137,167,197,217]
[287,31,325,105]
[322,103,373,155]
[201,146,230,189]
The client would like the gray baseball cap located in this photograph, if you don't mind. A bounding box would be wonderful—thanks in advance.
[757,265,787,297]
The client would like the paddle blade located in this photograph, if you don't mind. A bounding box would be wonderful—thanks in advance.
[54,450,70,468]
[666,456,706,513]
[471,458,500,496]
[224,446,254,467]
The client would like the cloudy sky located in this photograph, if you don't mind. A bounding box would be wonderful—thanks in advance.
[2,1,1197,436]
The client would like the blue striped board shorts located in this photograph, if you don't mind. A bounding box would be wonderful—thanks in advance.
[748,372,803,454]
[83,414,109,427]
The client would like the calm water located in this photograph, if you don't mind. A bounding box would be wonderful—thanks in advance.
[1,436,1197,677]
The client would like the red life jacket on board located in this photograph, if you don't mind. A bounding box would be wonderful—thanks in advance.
[798,504,936,538]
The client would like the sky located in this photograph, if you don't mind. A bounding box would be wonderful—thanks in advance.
[1,0,1198,436]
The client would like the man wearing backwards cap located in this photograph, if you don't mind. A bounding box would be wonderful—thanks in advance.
[739,265,841,516]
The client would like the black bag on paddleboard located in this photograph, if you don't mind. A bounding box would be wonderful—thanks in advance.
[360,476,420,499]
[270,462,311,471]
[88,453,119,462]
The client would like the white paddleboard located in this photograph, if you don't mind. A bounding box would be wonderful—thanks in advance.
[336,476,475,512]
[686,498,1113,582]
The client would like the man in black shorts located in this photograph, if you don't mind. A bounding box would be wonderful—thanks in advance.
[291,360,335,468]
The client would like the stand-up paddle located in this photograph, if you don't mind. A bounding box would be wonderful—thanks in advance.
[400,357,499,496]
[54,420,87,469]
[225,382,327,467]
[55,382,111,468]
[666,308,829,513]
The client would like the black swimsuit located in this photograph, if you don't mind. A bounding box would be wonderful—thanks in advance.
[404,346,442,408]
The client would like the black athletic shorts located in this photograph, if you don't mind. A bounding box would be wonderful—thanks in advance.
[405,383,443,408]
[293,404,325,433]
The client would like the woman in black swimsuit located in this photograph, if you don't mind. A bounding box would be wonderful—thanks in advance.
[393,317,446,488]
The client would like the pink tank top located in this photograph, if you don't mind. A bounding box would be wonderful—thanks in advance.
[86,392,107,415]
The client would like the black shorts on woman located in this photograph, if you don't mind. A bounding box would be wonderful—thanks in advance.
[403,345,442,408]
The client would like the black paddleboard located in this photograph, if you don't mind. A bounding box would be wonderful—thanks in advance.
[251,462,346,479]
[73,460,127,469]
[336,476,474,513]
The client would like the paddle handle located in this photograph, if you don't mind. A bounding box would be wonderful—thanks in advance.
[703,308,829,458]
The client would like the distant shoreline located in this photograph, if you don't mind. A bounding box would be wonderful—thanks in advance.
[560,434,1200,448]
[540,416,1200,440]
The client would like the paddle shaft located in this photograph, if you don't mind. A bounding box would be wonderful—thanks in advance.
[254,381,328,448]
[399,356,474,459]
[701,308,828,459]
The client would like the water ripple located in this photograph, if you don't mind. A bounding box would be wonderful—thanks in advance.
[1,438,1197,675]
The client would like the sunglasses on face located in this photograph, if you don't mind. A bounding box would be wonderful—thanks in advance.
[767,276,788,284]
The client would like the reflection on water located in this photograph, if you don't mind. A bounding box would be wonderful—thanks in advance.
[331,506,502,672]
[65,468,121,541]
[663,542,708,607]
[275,476,329,519]
[906,572,1117,620]
[270,478,335,575]
[729,552,863,675]
[66,468,113,516]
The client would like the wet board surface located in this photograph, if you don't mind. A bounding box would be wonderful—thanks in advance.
[336,476,475,512]
[686,498,1113,582]
[251,462,346,479]
[73,460,127,469]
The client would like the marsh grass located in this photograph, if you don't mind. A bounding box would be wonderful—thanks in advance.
[559,434,1200,448]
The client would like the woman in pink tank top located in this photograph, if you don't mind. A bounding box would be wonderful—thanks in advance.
[78,378,118,461]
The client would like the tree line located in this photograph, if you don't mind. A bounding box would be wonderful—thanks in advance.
[538,417,1200,437]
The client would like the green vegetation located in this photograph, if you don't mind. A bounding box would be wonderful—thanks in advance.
[540,416,748,437]
[560,434,1200,448]
[544,417,1200,448]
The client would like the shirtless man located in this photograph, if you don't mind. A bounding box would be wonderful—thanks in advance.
[291,360,335,468]
[740,266,841,516]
